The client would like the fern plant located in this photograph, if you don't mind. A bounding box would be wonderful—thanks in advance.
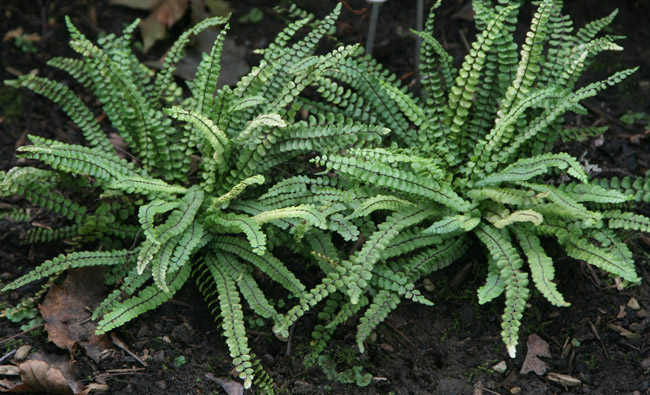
[276,0,648,361]
[0,5,391,389]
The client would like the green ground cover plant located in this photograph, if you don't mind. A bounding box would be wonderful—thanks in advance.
[2,0,649,391]
[299,0,649,364]
[0,5,388,390]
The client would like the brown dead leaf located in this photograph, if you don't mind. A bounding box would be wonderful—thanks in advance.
[205,373,243,395]
[3,28,41,43]
[110,0,189,52]
[2,351,88,394]
[108,132,128,159]
[39,267,112,363]
[520,334,551,375]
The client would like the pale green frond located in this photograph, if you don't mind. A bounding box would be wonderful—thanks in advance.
[347,195,415,220]
[565,238,639,283]
[475,152,588,187]
[214,236,305,296]
[513,227,568,307]
[208,212,266,255]
[210,175,265,210]
[423,215,480,234]
[558,182,630,204]
[96,263,191,334]
[251,204,327,230]
[314,154,471,211]
[165,106,230,169]
[477,257,505,304]
[491,210,543,229]
[344,206,436,304]
[201,253,255,389]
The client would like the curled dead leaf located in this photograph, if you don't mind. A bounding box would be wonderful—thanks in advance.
[0,352,89,394]
[110,0,190,52]
[39,267,112,363]
[520,334,551,376]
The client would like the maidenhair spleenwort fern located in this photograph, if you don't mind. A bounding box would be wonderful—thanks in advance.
[3,0,649,390]
[1,5,389,391]
[304,0,647,361]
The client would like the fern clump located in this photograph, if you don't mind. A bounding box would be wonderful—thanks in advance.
[0,6,390,390]
[303,0,647,359]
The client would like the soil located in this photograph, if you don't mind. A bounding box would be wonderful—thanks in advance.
[1,0,649,394]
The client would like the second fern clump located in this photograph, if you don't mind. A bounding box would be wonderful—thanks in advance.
[306,0,649,359]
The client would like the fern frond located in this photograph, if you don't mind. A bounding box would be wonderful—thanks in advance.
[211,175,265,210]
[380,227,443,260]
[558,182,629,204]
[468,186,543,206]
[96,263,191,334]
[314,154,470,211]
[347,195,415,219]
[5,75,112,153]
[189,24,229,116]
[208,212,267,255]
[445,4,518,159]
[565,238,639,282]
[518,182,599,220]
[475,224,529,358]
[496,0,554,119]
[477,257,505,304]
[202,253,255,389]
[423,215,480,234]
[2,250,134,291]
[344,206,436,304]
[356,290,400,353]
[603,210,650,233]
[22,224,80,245]
[216,251,280,323]
[137,186,204,273]
[475,152,588,187]
[0,167,86,223]
[558,125,608,142]
[214,236,305,296]
[165,106,230,172]
[513,227,568,307]
[273,270,339,340]
[251,204,327,230]
[17,135,145,185]
[152,221,206,293]
[154,16,229,100]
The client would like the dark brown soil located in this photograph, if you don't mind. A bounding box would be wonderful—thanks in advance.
[1,1,649,394]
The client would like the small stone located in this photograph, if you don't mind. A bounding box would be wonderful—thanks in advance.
[510,387,521,394]
[627,297,641,310]
[155,380,166,390]
[14,345,31,361]
[423,278,435,292]
[637,309,650,318]
[136,325,149,339]
[641,357,650,371]
[493,360,507,374]
[170,323,194,345]
[153,350,165,363]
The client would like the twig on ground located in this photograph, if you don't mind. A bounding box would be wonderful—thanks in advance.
[110,333,148,367]
[0,324,44,345]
